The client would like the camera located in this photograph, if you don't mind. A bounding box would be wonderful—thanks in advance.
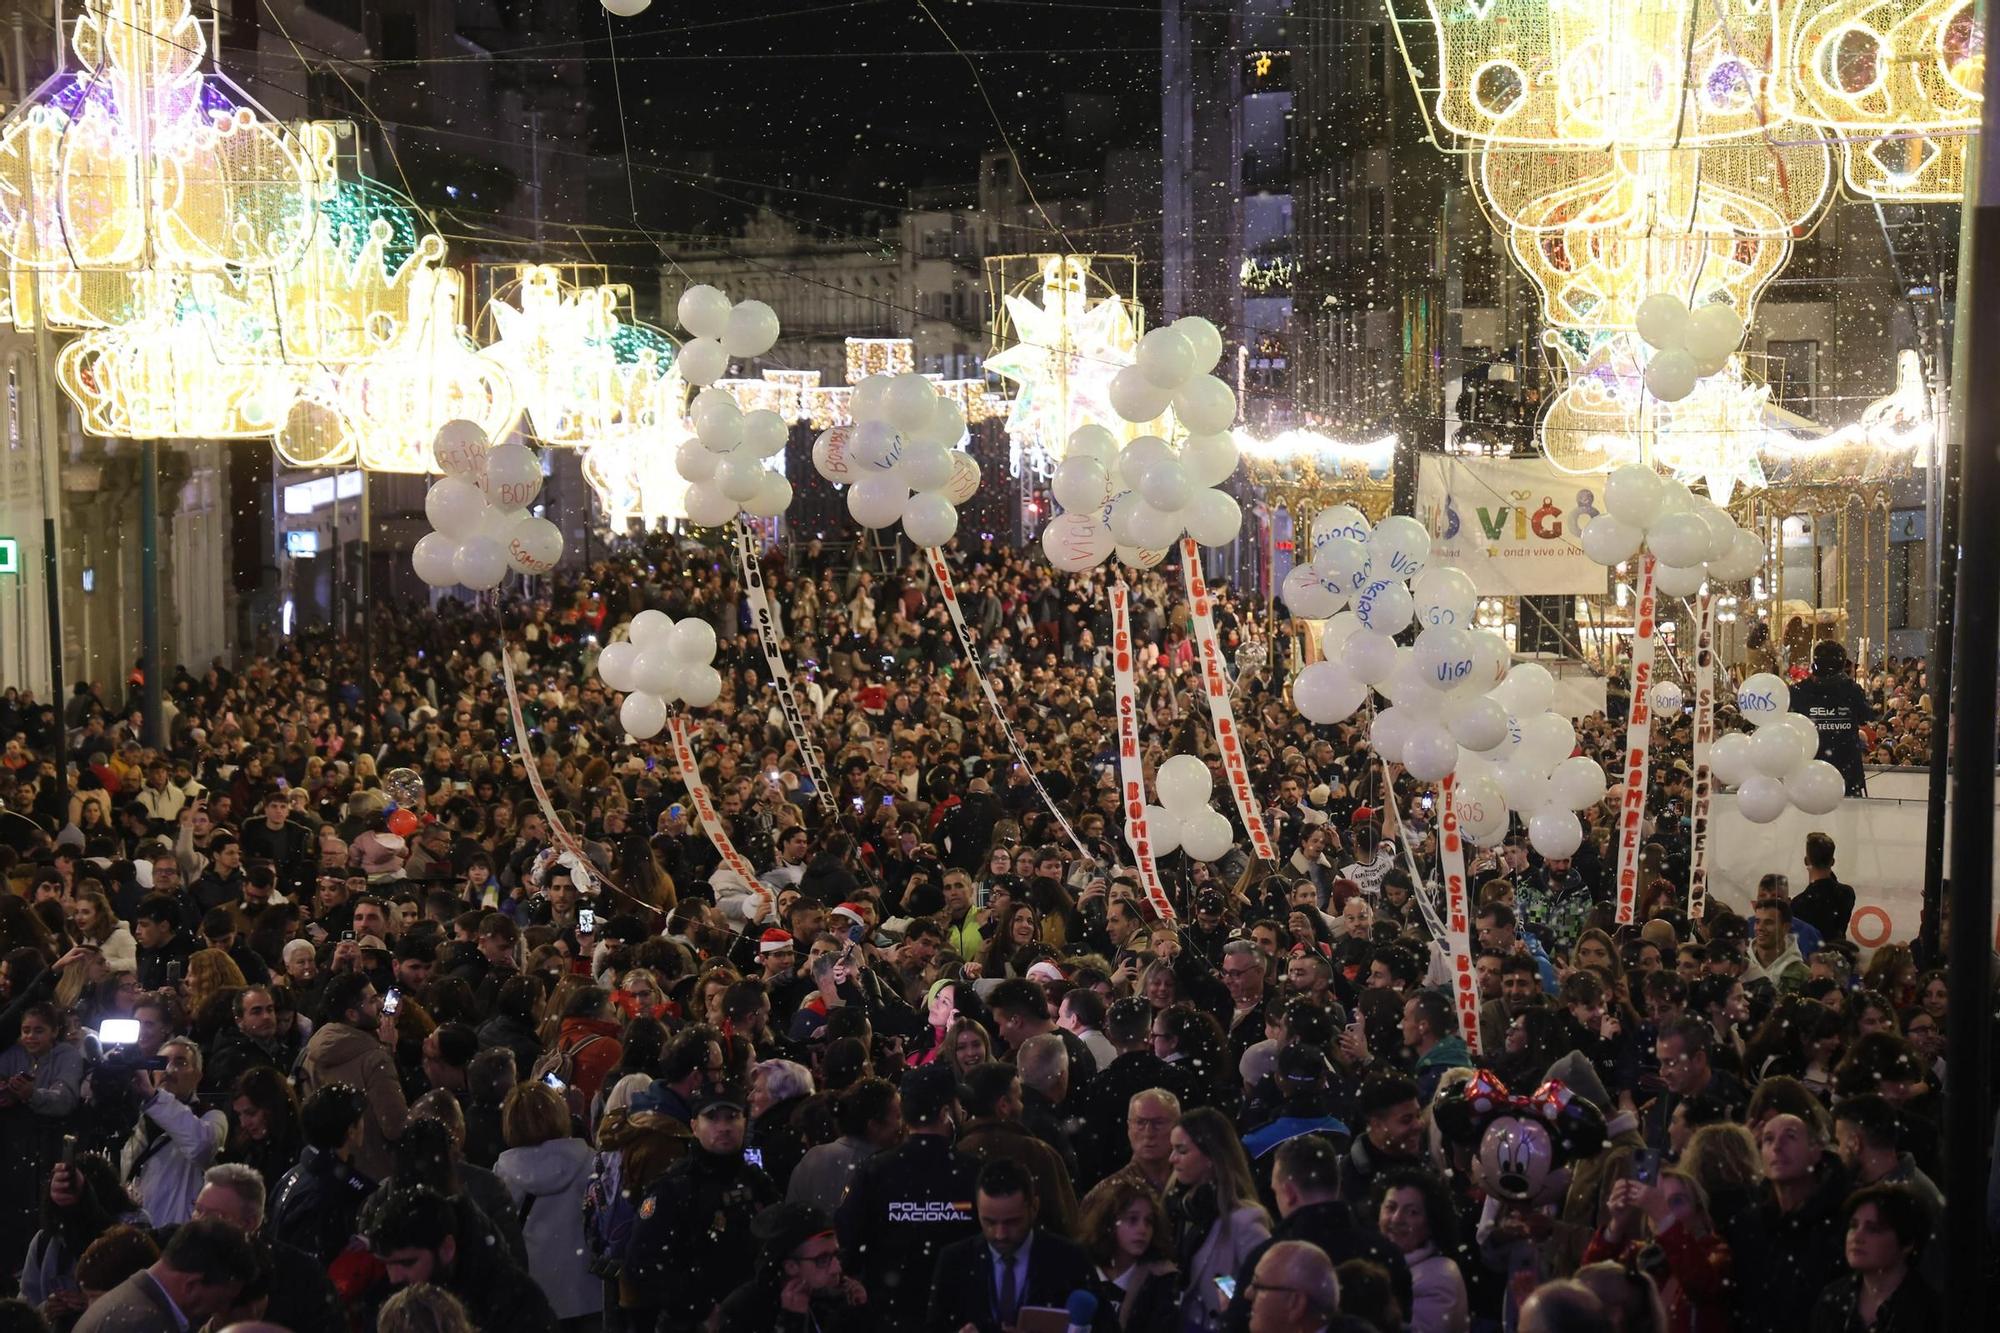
[95,1019,166,1072]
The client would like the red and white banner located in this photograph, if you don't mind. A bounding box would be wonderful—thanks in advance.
[667,715,763,895]
[735,522,837,816]
[1439,775,1481,1056]
[1179,539,1278,862]
[925,548,1093,865]
[1687,592,1717,920]
[1614,554,1659,925]
[1112,583,1176,923]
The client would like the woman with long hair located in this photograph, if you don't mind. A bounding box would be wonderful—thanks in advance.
[1080,1176,1179,1330]
[1582,1167,1733,1333]
[977,901,1041,978]
[1860,944,1917,1011]
[945,1018,992,1079]
[1167,1107,1270,1332]
[67,889,136,973]
[184,950,247,1042]
[225,1066,303,1195]
[1375,1168,1469,1333]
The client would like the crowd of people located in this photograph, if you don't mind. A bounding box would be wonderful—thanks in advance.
[0,526,1979,1333]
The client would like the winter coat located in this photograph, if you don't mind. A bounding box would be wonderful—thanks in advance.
[1583,1219,1733,1333]
[786,1133,881,1216]
[495,1136,604,1321]
[1176,1198,1270,1332]
[553,1017,622,1107]
[299,1020,407,1182]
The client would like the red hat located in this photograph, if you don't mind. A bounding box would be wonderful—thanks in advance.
[831,902,867,925]
[758,929,795,955]
[1350,805,1376,826]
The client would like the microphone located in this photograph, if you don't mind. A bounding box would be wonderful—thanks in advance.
[1065,1289,1099,1333]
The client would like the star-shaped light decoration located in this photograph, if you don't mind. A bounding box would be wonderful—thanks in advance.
[986,255,1151,478]
[478,265,676,448]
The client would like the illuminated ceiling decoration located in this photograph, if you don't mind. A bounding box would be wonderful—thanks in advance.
[584,424,695,528]
[985,255,1153,478]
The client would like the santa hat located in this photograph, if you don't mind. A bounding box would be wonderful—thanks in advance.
[831,902,867,926]
[1025,960,1067,984]
[758,929,795,955]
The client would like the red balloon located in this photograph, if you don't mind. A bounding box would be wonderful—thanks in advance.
[386,810,420,838]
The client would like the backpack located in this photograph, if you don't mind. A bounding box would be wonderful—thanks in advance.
[581,1147,636,1279]
[531,1033,609,1112]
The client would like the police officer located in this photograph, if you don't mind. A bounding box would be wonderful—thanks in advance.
[1788,640,1875,796]
[833,1063,979,1333]
[624,1087,779,1333]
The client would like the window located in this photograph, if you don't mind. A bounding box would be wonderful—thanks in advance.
[1887,508,1926,630]
[1766,339,1820,415]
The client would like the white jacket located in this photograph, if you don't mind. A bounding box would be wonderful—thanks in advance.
[119,1091,227,1226]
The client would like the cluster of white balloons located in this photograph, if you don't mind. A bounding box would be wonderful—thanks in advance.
[675,284,781,388]
[808,372,980,545]
[1709,673,1845,821]
[595,610,723,740]
[1578,464,1765,595]
[676,388,794,527]
[412,420,564,591]
[1633,293,1746,403]
[1038,316,1244,571]
[1140,754,1235,863]
[1448,661,1610,860]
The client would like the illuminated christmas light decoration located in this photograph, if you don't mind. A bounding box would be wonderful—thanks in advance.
[985,255,1153,477]
[584,425,695,527]
[845,337,915,383]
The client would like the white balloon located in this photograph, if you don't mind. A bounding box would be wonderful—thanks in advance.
[1604,464,1668,527]
[722,300,781,358]
[900,443,956,493]
[1528,806,1584,859]
[885,372,940,432]
[1516,711,1577,772]
[1322,610,1363,654]
[1342,629,1399,683]
[1773,712,1823,768]
[1172,316,1225,373]
[1136,327,1196,387]
[505,515,564,574]
[1413,567,1478,628]
[1709,730,1754,785]
[668,617,717,666]
[1179,808,1235,862]
[1143,806,1181,857]
[741,409,789,458]
[1181,432,1240,488]
[1138,458,1194,512]
[683,482,737,529]
[677,336,727,387]
[1467,631,1510,694]
[1172,375,1237,434]
[1371,705,1416,761]
[1447,694,1511,751]
[1116,543,1169,570]
[1052,457,1111,513]
[1785,760,1846,815]
[1118,436,1174,489]
[1109,366,1173,424]
[1414,625,1477,691]
[1737,774,1788,823]
[1403,722,1459,781]
[1106,491,1145,546]
[691,389,744,451]
[1311,536,1369,593]
[1312,505,1371,553]
[452,537,508,591]
[410,532,459,587]
[1735,673,1791,726]
[1381,649,1434,706]
[1353,579,1414,635]
[1651,681,1685,714]
[1365,515,1432,582]
[1129,501,1186,551]
[1634,293,1691,350]
[676,437,719,483]
[1648,511,1711,568]
[902,491,959,547]
[1708,528,1765,581]
[431,419,489,478]
[677,285,733,338]
[678,664,724,709]
[811,428,858,486]
[1654,562,1707,597]
[1692,503,1739,564]
[619,691,668,740]
[1281,565,1343,619]
[1656,479,1695,517]
[944,451,981,505]
[744,472,794,519]
[1496,761,1550,812]
[596,640,641,693]
[1156,754,1214,814]
[923,396,969,448]
[1457,777,1511,843]
[1645,349,1699,402]
[1749,725,1805,778]
[1293,661,1368,724]
[716,453,766,503]
[1184,488,1242,547]
[848,475,909,529]
[1550,755,1609,810]
[1580,513,1643,565]
[1066,424,1120,466]
[848,419,901,469]
[630,648,678,696]
[629,609,674,648]
[1501,663,1556,716]
[425,477,487,541]
[851,375,894,421]
[1685,303,1745,362]
[1041,513,1115,572]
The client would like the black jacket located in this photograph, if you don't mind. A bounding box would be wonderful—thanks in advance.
[1808,1271,1942,1333]
[203,1025,289,1097]
[925,1229,1096,1333]
[1223,1200,1411,1333]
[716,1278,870,1333]
[268,1147,376,1267]
[834,1131,981,1333]
[1737,1157,1851,1333]
[1791,875,1857,948]
[1075,1051,1203,1187]
[624,1145,779,1333]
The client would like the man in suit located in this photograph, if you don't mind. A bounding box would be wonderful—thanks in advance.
[926,1158,1095,1333]
[73,1217,261,1333]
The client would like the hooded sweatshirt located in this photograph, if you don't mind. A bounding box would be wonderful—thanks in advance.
[496,1136,604,1321]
